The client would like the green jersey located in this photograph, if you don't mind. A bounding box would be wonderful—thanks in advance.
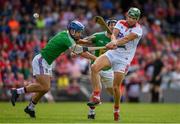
[91,32,111,71]
[41,31,75,65]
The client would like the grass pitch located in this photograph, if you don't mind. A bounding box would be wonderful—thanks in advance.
[0,102,180,123]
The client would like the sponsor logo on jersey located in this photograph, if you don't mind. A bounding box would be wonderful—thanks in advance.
[118,32,124,38]
[98,40,104,43]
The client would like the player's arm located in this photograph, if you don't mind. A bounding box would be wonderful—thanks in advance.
[106,33,138,49]
[111,20,121,41]
[70,50,97,61]
[75,35,98,60]
[115,33,138,45]
[70,45,97,60]
[80,51,97,61]
[70,44,105,54]
[108,20,124,49]
[77,35,96,45]
[77,39,91,45]
[111,28,120,41]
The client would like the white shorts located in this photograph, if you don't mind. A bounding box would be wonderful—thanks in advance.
[100,70,113,88]
[32,54,53,76]
[105,51,129,73]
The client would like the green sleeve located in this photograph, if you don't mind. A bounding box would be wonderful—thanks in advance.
[91,34,97,44]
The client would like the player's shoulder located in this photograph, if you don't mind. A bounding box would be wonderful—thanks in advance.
[117,20,127,24]
[57,30,74,42]
[54,30,67,37]
[133,23,142,30]
[60,30,72,38]
[131,23,143,36]
[116,20,129,28]
[118,19,126,23]
[50,30,67,40]
[59,30,68,35]
[136,23,142,28]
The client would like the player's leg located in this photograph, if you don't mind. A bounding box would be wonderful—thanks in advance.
[106,87,113,95]
[25,75,51,107]
[24,91,48,118]
[87,54,111,107]
[24,55,52,117]
[88,106,96,119]
[87,79,102,119]
[24,75,51,118]
[11,54,51,106]
[11,54,52,118]
[113,72,125,121]
[88,69,114,119]
[13,75,51,118]
[112,61,129,121]
[24,91,46,118]
[10,82,42,106]
[25,75,51,93]
[11,75,51,106]
[100,70,114,95]
[89,69,101,97]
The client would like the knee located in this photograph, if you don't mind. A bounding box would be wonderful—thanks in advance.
[41,84,50,93]
[91,64,99,73]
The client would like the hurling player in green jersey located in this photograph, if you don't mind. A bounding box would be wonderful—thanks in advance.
[79,19,117,119]
[10,20,86,118]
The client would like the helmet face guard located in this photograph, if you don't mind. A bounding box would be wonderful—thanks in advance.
[127,7,141,20]
[106,19,118,26]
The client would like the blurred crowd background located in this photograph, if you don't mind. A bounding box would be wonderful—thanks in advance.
[0,0,180,103]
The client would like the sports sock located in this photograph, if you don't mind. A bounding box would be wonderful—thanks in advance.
[92,91,100,100]
[89,106,95,115]
[16,87,26,94]
[114,105,119,113]
[28,101,37,111]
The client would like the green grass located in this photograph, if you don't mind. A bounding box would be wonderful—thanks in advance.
[0,102,180,123]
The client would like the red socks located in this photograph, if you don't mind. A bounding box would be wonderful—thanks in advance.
[92,91,100,100]
[114,105,119,113]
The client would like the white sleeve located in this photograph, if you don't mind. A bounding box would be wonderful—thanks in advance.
[131,26,143,37]
[114,21,122,30]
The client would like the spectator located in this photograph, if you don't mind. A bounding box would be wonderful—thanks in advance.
[150,51,164,102]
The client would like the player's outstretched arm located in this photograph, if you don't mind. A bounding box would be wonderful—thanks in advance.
[77,39,91,45]
[77,35,95,45]
[115,33,138,45]
[80,51,97,61]
[71,44,106,54]
[106,33,138,49]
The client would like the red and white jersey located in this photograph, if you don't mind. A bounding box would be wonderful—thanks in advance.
[110,20,142,64]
